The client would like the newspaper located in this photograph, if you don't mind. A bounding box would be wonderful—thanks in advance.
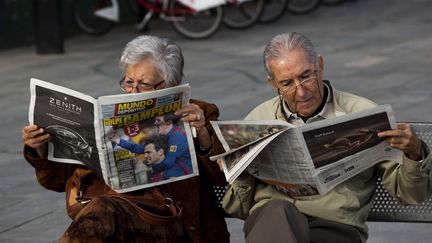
[29,78,198,193]
[210,105,403,196]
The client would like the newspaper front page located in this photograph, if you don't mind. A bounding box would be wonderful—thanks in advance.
[29,78,198,193]
[211,105,403,196]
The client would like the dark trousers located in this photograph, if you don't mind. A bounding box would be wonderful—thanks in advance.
[244,200,363,243]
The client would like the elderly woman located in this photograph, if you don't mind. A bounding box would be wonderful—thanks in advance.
[21,35,229,242]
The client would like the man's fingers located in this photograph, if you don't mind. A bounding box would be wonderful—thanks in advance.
[396,123,410,130]
[216,159,224,172]
[378,129,405,138]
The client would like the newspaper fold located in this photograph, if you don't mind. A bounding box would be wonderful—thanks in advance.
[211,105,403,196]
[29,78,198,193]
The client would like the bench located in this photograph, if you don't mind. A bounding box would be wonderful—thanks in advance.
[368,122,432,222]
[214,122,432,223]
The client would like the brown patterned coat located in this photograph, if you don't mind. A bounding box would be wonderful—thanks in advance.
[24,99,229,243]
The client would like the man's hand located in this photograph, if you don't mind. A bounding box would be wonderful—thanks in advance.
[378,123,423,161]
[21,124,51,158]
[216,159,224,172]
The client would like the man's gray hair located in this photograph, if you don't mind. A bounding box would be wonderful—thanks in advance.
[263,32,319,79]
[119,35,184,87]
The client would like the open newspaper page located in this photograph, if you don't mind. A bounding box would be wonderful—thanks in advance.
[211,120,290,152]
[220,132,282,183]
[29,78,103,178]
[299,105,402,193]
[210,120,292,183]
[97,84,198,193]
[211,105,403,196]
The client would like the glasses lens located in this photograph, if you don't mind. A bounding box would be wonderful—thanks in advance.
[137,82,154,91]
[287,72,316,93]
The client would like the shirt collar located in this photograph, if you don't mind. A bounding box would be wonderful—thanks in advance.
[281,81,344,125]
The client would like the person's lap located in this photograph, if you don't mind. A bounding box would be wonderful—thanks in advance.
[244,200,362,243]
[60,196,188,243]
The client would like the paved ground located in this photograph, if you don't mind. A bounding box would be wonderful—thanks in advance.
[1,0,432,242]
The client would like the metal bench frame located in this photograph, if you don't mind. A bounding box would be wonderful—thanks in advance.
[214,122,432,223]
[368,122,432,222]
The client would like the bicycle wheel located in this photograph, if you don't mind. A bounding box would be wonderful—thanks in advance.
[287,0,320,15]
[322,0,345,5]
[258,0,288,24]
[74,0,115,35]
[169,0,223,39]
[223,0,265,29]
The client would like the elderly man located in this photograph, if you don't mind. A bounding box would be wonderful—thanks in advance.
[223,32,431,243]
[22,35,229,242]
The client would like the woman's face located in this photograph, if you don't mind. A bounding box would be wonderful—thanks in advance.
[123,60,166,93]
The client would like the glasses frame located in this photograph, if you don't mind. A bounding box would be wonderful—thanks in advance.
[119,77,165,92]
[279,70,318,94]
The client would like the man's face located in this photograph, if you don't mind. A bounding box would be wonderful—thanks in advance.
[144,143,165,165]
[268,49,324,118]
[155,116,171,135]
[123,60,166,94]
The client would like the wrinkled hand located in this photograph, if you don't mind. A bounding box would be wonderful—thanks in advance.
[378,123,423,161]
[175,104,212,149]
[21,124,51,157]
[174,103,206,130]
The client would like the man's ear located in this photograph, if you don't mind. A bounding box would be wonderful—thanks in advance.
[158,149,165,156]
[318,54,324,77]
[267,76,279,90]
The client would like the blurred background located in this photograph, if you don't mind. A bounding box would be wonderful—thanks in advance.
[1,0,432,242]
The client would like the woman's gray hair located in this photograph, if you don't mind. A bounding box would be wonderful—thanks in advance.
[119,35,184,87]
[263,32,319,79]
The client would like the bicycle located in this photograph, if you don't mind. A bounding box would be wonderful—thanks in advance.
[258,0,288,24]
[222,0,265,29]
[74,0,224,39]
[287,0,321,14]
[322,0,346,5]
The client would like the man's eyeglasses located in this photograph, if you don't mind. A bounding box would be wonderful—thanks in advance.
[279,70,317,94]
[119,78,165,92]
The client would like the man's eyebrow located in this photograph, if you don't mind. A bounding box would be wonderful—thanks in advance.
[299,68,313,76]
[275,68,314,84]
[277,78,293,84]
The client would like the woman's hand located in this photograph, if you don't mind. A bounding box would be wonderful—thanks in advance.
[175,104,212,150]
[175,103,206,130]
[22,124,51,158]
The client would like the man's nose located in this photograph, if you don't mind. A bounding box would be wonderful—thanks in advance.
[295,84,307,97]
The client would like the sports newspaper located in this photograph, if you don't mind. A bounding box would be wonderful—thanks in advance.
[29,78,198,193]
[210,105,403,196]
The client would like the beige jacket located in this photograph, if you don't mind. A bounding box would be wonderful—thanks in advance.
[222,82,432,241]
